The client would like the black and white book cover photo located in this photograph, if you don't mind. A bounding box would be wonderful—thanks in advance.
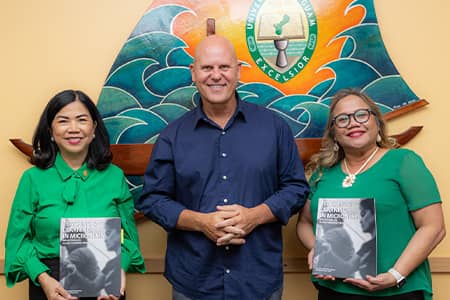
[59,217,121,297]
[313,198,377,279]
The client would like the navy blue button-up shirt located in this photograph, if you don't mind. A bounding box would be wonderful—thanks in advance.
[137,97,309,299]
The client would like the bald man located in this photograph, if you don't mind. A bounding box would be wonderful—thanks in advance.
[137,35,309,300]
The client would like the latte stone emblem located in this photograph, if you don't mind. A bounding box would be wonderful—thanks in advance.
[246,0,317,83]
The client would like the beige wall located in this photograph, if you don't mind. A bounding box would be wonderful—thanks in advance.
[1,0,449,299]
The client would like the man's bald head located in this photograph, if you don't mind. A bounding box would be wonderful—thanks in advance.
[190,35,240,112]
[193,35,238,64]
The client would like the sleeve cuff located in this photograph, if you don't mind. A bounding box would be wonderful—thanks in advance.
[121,247,146,273]
[24,256,50,286]
[263,196,289,225]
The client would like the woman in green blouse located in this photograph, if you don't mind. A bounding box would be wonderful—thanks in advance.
[296,88,445,299]
[4,90,145,300]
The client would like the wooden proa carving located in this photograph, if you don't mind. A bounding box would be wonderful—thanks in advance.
[9,126,423,176]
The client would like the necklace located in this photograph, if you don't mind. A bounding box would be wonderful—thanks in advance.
[342,147,379,188]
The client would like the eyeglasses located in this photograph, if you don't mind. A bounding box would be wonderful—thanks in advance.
[332,109,374,128]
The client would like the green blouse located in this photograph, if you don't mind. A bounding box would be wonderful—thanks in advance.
[5,153,145,287]
[309,149,441,300]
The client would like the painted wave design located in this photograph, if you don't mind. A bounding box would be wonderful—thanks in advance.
[97,0,419,193]
[347,0,376,24]
[96,1,420,191]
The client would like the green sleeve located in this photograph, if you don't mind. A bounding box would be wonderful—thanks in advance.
[115,174,146,273]
[4,171,49,287]
[398,150,441,210]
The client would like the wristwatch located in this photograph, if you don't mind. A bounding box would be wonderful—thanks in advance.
[388,268,406,288]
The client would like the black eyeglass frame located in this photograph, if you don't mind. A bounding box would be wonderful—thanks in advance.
[331,108,375,128]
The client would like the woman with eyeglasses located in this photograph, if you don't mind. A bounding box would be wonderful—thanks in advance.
[296,88,445,300]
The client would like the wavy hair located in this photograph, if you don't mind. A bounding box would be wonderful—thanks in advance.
[306,88,396,177]
[31,90,112,170]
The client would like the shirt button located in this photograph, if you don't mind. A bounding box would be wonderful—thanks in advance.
[221,131,226,135]
[225,246,230,251]
[221,152,227,157]
[222,175,228,180]
[225,269,230,274]
[223,198,228,203]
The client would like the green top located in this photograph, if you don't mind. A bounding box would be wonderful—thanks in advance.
[309,149,441,299]
[5,153,146,287]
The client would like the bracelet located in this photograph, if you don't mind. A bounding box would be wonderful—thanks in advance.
[388,268,406,288]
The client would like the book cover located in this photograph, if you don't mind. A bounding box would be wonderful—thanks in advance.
[312,198,376,279]
[60,217,121,297]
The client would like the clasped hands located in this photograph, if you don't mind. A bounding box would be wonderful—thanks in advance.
[202,204,259,246]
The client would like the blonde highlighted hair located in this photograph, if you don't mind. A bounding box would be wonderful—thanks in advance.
[306,88,396,177]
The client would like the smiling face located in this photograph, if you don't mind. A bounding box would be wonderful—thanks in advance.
[190,35,240,110]
[332,94,379,154]
[51,100,96,166]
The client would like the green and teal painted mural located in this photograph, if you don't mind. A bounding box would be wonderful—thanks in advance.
[96,0,423,195]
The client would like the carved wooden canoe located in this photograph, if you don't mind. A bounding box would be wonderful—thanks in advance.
[10,126,423,176]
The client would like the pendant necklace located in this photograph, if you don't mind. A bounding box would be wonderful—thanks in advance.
[342,147,379,188]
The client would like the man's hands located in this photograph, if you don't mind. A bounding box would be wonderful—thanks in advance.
[177,203,275,246]
[200,203,275,246]
[214,204,262,246]
[198,207,246,246]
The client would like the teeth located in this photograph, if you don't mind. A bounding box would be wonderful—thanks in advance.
[209,85,224,90]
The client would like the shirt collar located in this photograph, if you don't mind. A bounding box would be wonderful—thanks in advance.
[54,152,90,181]
[194,92,247,128]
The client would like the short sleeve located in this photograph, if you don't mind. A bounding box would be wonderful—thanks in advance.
[397,150,441,211]
[308,170,321,198]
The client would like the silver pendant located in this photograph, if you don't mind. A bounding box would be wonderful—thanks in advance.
[342,174,355,188]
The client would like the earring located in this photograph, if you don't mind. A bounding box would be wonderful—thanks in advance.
[333,141,339,152]
[93,134,96,139]
[50,137,54,142]
[377,133,382,143]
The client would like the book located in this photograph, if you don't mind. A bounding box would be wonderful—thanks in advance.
[312,198,376,279]
[60,217,121,297]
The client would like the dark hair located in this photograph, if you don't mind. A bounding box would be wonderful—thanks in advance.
[31,90,112,170]
[360,198,374,213]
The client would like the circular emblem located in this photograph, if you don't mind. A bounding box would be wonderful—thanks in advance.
[246,0,317,83]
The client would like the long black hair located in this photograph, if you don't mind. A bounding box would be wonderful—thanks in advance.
[31,90,112,170]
